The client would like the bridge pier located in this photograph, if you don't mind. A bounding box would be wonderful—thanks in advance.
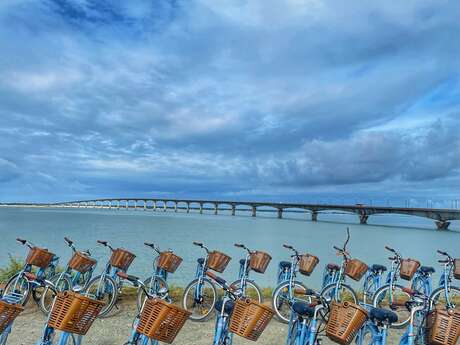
[252,206,257,217]
[311,211,318,222]
[175,202,178,212]
[231,205,236,216]
[436,220,450,230]
[199,203,203,214]
[186,202,190,213]
[143,200,146,211]
[277,208,283,219]
[163,202,167,212]
[359,214,369,224]
[214,203,218,215]
[125,201,129,209]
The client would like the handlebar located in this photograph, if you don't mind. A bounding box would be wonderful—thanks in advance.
[97,240,108,246]
[333,246,341,252]
[16,238,26,245]
[193,241,203,247]
[64,237,73,245]
[234,243,245,248]
[144,242,154,248]
[385,246,395,253]
[283,244,293,249]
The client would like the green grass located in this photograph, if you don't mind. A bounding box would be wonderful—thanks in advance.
[0,255,24,283]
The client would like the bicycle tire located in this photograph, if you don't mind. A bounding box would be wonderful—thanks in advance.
[429,285,460,311]
[39,274,72,315]
[229,279,263,303]
[136,276,168,312]
[182,278,217,322]
[372,284,411,328]
[272,280,309,323]
[3,273,31,306]
[84,275,118,318]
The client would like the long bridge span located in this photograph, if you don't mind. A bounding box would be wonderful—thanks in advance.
[5,198,458,231]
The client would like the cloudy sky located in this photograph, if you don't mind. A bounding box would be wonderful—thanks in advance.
[0,0,459,204]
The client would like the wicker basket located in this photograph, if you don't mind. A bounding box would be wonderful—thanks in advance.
[207,251,231,273]
[0,300,24,333]
[47,291,105,335]
[400,258,420,280]
[157,252,183,273]
[249,251,272,274]
[137,298,191,343]
[454,259,460,280]
[326,301,368,345]
[299,254,319,276]
[68,252,97,273]
[109,248,136,271]
[26,247,55,269]
[345,259,369,281]
[426,309,460,345]
[229,298,274,341]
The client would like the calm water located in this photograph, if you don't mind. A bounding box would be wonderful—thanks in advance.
[0,207,459,290]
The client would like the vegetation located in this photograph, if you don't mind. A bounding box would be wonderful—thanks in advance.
[0,255,24,283]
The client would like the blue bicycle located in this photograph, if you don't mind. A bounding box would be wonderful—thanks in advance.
[362,264,387,305]
[182,242,231,321]
[39,237,96,314]
[4,238,59,306]
[120,271,189,345]
[0,290,23,345]
[84,240,136,317]
[357,288,429,345]
[286,288,326,345]
[272,244,312,323]
[136,242,182,311]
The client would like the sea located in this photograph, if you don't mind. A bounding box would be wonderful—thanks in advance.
[0,207,459,290]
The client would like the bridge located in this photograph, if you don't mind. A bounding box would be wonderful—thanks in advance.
[4,198,458,231]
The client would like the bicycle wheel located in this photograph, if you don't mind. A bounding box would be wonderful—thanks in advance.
[430,285,460,312]
[182,278,217,321]
[229,279,263,302]
[136,276,168,312]
[39,274,72,314]
[85,275,118,318]
[320,283,357,323]
[272,281,310,323]
[3,273,31,306]
[372,284,411,328]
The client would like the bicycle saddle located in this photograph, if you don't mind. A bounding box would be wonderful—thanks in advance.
[214,299,235,314]
[327,263,340,271]
[419,266,435,274]
[371,264,387,273]
[370,308,398,324]
[197,257,205,265]
[279,261,292,269]
[292,301,315,318]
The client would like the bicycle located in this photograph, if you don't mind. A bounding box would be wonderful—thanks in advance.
[371,246,415,328]
[321,263,340,290]
[3,238,59,306]
[229,243,267,304]
[84,240,136,318]
[285,288,327,345]
[120,271,189,345]
[136,242,182,311]
[362,264,387,305]
[182,241,231,321]
[39,237,97,314]
[411,265,435,297]
[320,229,359,309]
[0,290,23,345]
[272,244,313,323]
[429,250,460,312]
[357,288,429,345]
[36,278,104,345]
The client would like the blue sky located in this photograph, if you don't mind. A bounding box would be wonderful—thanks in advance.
[0,0,459,204]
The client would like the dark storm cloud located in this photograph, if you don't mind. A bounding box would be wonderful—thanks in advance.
[0,0,459,202]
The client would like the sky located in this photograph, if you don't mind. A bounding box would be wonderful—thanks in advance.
[0,0,459,205]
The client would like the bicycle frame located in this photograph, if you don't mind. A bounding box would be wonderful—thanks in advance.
[213,296,234,345]
[435,250,457,309]
[321,266,339,289]
[411,270,433,296]
[363,270,384,302]
[286,303,324,345]
[193,247,210,303]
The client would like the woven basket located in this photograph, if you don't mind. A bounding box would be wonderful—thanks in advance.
[454,259,460,280]
[109,248,136,271]
[157,252,183,273]
[400,258,420,280]
[137,298,191,344]
[426,309,460,345]
[68,252,97,273]
[0,300,24,333]
[249,251,272,274]
[229,298,274,341]
[345,259,369,281]
[47,291,105,335]
[326,301,368,345]
[299,254,319,276]
[207,251,231,273]
[26,247,55,269]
